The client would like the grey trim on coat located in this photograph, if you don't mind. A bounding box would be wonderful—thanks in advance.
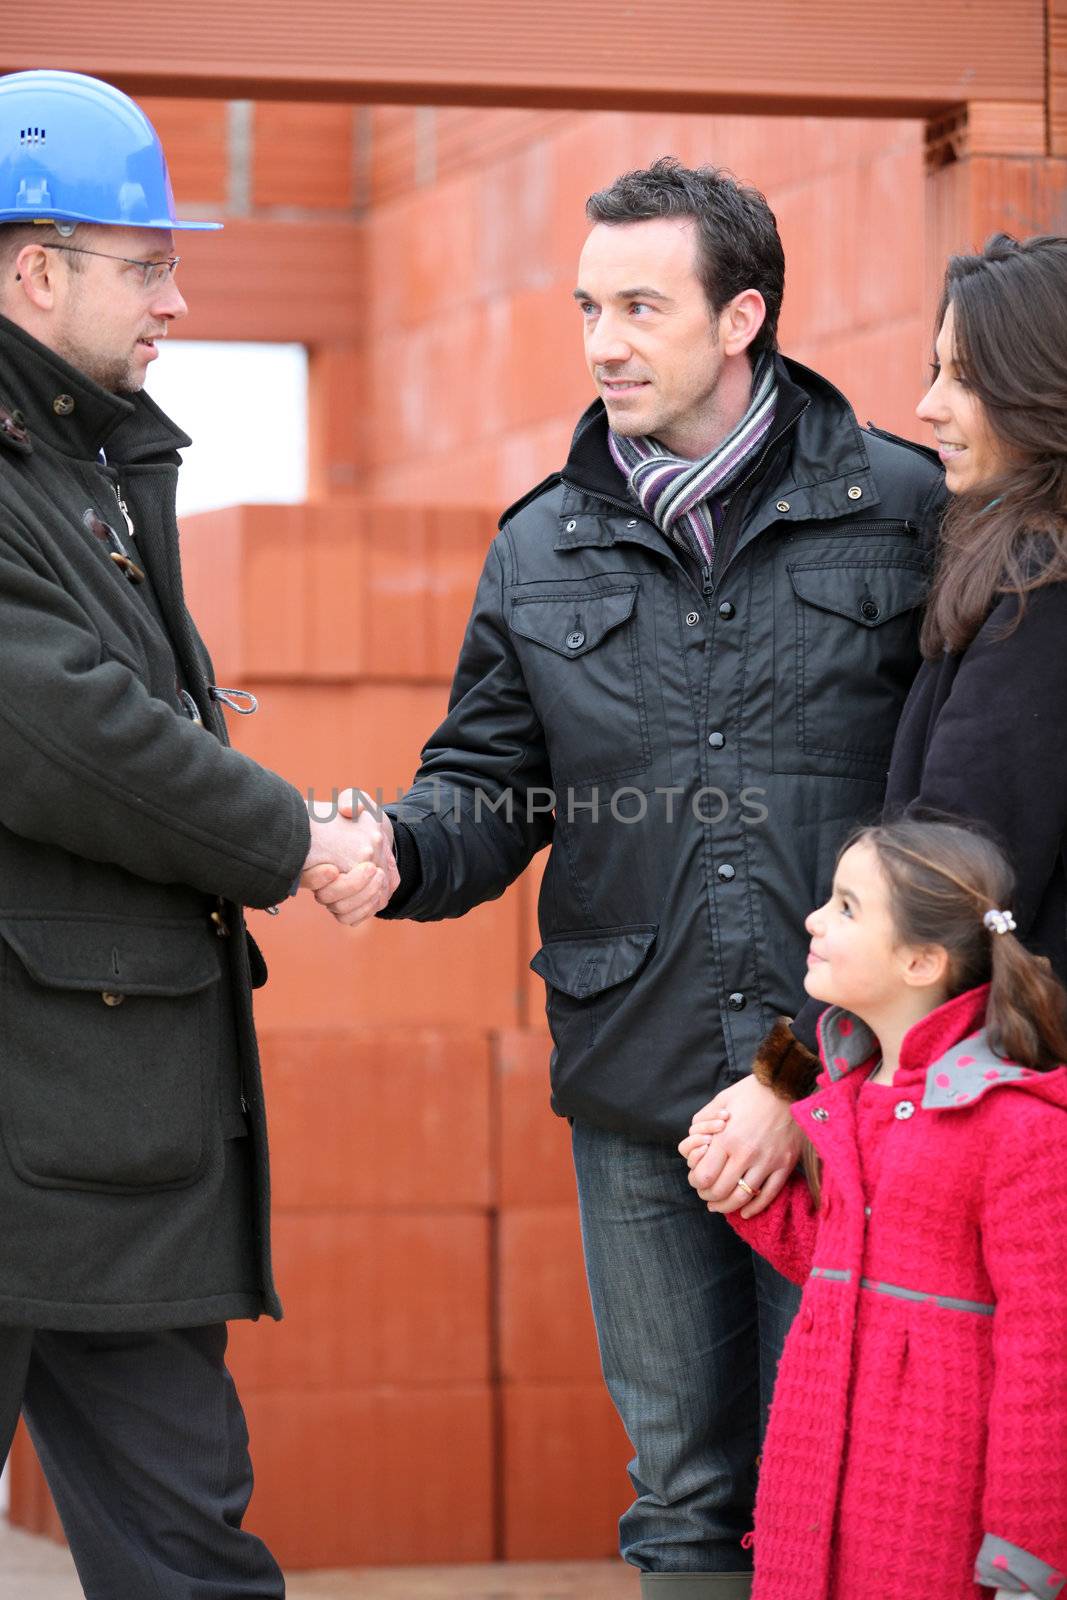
[976,1531,1065,1596]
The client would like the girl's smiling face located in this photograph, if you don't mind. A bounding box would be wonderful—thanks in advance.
[804,839,926,1019]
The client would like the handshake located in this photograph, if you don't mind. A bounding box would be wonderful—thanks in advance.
[299,789,400,927]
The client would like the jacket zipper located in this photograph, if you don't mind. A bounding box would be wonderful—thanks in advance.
[111,481,136,543]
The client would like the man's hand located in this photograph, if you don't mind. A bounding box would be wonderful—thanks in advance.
[684,1075,801,1217]
[300,789,400,926]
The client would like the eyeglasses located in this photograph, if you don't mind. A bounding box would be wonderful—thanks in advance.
[41,244,180,291]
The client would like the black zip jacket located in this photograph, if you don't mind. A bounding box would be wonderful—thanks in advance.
[383,357,945,1141]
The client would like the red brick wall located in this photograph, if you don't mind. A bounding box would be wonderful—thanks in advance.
[350,107,928,507]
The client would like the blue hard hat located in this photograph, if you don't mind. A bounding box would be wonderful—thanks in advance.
[0,69,222,231]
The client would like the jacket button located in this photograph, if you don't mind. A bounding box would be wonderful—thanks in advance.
[864,1206,872,1217]
[101,991,125,1007]
[109,551,146,584]
[717,864,736,882]
[718,601,735,620]
[626,519,638,528]
[686,611,700,626]
[847,485,863,500]
[0,406,28,443]
[727,991,746,1011]
[776,500,790,513]
[811,1106,829,1122]
[565,519,577,532]
[894,1100,916,1120]
[52,393,75,416]
[566,631,585,650]
[860,599,880,621]
[707,731,725,749]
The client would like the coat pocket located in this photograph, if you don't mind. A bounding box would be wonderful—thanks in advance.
[773,549,929,776]
[0,914,221,1193]
[531,926,657,1051]
[508,580,650,785]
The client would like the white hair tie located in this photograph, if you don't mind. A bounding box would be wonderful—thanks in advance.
[982,908,1017,936]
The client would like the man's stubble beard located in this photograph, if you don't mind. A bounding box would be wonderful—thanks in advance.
[52,299,143,396]
[58,338,142,396]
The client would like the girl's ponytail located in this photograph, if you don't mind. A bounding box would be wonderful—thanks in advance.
[986,929,1067,1069]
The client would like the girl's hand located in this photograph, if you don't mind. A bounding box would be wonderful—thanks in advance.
[679,1114,729,1168]
[690,1111,730,1137]
[687,1090,733,1130]
[689,1076,802,1216]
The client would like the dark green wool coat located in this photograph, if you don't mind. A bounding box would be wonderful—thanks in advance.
[0,313,310,1331]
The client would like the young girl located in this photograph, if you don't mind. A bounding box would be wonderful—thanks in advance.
[681,818,1067,1600]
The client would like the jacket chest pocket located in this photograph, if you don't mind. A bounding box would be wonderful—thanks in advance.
[508,581,650,786]
[772,547,929,778]
[0,915,220,1193]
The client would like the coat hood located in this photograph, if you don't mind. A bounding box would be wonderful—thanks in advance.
[814,985,1067,1116]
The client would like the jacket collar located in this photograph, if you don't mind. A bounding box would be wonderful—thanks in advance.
[0,312,189,464]
[556,353,879,549]
[817,985,1067,1113]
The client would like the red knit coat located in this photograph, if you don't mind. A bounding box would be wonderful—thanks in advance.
[731,986,1067,1600]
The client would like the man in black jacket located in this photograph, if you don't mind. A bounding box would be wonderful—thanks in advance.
[0,69,391,1599]
[311,160,944,1597]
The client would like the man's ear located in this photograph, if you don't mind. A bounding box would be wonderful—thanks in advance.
[901,943,951,991]
[12,245,57,309]
[719,289,767,359]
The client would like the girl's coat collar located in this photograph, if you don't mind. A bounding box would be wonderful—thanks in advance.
[814,986,1067,1113]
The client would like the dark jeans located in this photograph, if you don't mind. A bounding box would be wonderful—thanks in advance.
[0,1323,284,1599]
[571,1119,801,1575]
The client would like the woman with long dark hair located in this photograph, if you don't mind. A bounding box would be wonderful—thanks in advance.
[885,232,1067,978]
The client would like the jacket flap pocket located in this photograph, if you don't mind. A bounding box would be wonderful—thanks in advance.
[788,561,928,628]
[0,915,222,996]
[509,585,638,658]
[530,926,656,998]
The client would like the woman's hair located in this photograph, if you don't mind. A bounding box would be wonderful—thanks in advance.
[802,816,1067,1205]
[921,234,1067,658]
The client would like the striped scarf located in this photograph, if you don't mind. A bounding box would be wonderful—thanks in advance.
[608,352,778,567]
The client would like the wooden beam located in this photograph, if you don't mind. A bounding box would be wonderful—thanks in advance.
[0,0,1045,118]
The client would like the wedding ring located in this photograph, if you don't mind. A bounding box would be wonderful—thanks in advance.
[736,1177,760,1199]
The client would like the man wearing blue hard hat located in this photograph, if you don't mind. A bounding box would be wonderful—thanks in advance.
[0,69,396,1599]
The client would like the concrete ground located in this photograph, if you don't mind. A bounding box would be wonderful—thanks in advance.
[0,1520,639,1598]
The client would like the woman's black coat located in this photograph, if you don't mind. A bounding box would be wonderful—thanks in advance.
[884,582,1067,983]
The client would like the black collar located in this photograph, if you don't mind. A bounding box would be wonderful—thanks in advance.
[0,313,190,463]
